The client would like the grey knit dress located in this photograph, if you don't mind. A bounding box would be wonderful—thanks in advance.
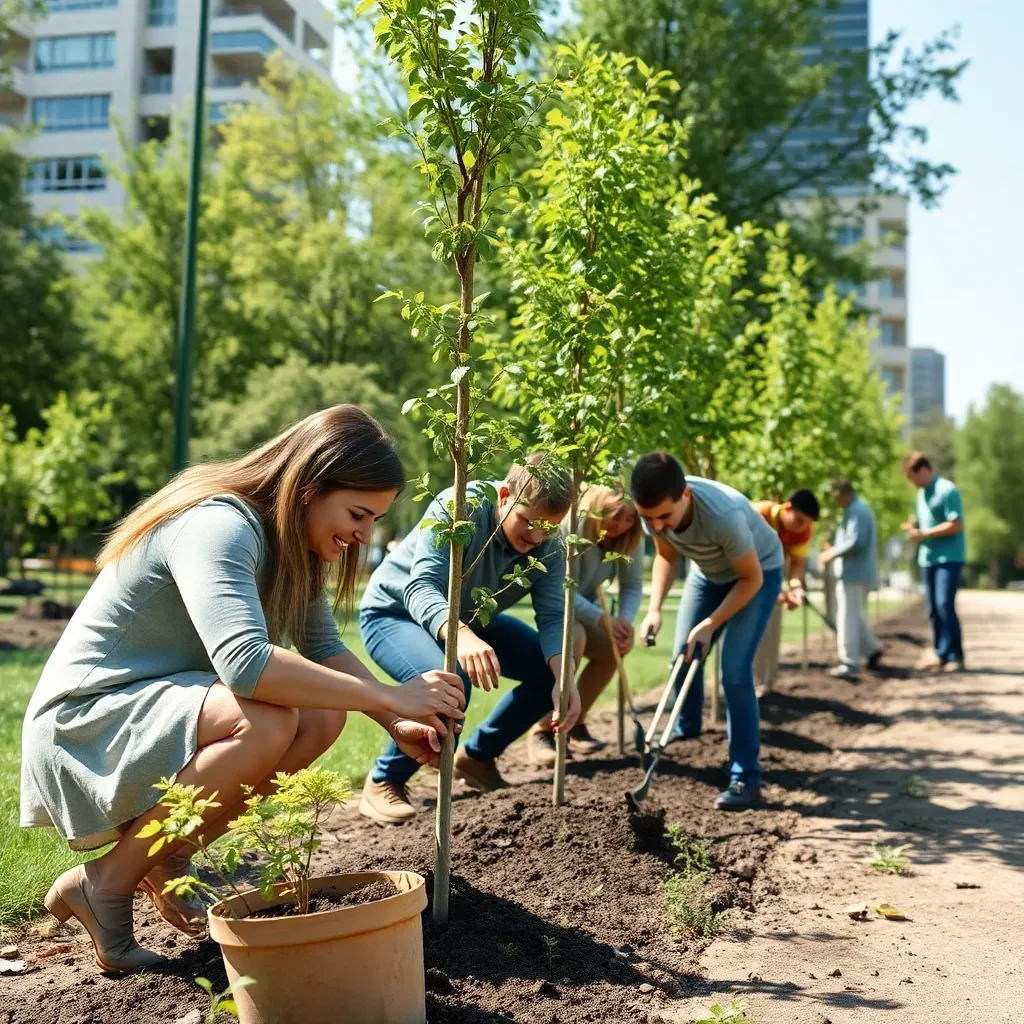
[20,495,347,850]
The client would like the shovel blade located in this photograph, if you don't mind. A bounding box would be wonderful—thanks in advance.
[626,757,658,810]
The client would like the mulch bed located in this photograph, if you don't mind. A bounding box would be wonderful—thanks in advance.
[0,607,926,1024]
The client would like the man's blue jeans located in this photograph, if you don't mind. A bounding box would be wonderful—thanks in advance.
[922,562,963,664]
[360,608,555,785]
[669,567,783,788]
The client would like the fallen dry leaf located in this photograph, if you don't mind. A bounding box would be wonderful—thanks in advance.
[954,882,981,890]
[875,903,909,921]
[845,903,871,920]
[33,942,75,960]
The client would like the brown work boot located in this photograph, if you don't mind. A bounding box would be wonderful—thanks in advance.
[528,729,558,768]
[943,660,966,673]
[359,776,416,825]
[454,750,509,792]
[915,651,943,672]
[569,722,606,755]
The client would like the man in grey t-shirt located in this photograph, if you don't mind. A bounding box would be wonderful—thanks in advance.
[630,453,783,811]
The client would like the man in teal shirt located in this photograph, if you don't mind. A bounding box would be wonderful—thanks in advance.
[902,452,966,672]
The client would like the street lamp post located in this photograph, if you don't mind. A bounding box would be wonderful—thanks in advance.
[171,0,211,474]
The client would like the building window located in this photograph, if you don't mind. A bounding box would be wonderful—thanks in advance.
[148,0,177,26]
[834,224,863,246]
[880,221,906,249]
[26,156,106,193]
[209,31,278,55]
[31,95,111,132]
[37,223,103,254]
[878,271,906,300]
[879,320,906,347]
[880,367,905,396]
[835,279,867,300]
[45,0,117,9]
[35,34,116,72]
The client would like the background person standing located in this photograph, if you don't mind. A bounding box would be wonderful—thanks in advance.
[820,478,882,680]
[902,452,967,672]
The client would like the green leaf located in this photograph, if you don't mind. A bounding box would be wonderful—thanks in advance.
[354,0,375,13]
[451,365,471,385]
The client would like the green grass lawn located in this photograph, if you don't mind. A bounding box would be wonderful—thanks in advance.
[0,588,879,928]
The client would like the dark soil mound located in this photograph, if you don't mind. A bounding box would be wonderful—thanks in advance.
[2,608,927,1024]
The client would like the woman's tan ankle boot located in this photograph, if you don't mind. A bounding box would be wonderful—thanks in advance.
[44,864,165,974]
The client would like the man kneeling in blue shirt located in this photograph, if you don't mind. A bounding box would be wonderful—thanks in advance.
[630,453,783,811]
[358,453,580,824]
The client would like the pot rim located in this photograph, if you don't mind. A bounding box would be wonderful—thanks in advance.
[207,870,427,949]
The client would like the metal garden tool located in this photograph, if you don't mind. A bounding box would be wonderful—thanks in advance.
[804,596,837,634]
[637,652,687,768]
[626,645,705,811]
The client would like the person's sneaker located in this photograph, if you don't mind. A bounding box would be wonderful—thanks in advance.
[915,651,943,672]
[828,665,859,680]
[359,776,416,825]
[716,781,761,811]
[943,660,966,673]
[866,649,884,670]
[528,729,558,768]
[569,723,606,755]
[454,750,510,792]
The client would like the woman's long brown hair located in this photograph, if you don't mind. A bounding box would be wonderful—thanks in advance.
[97,405,404,649]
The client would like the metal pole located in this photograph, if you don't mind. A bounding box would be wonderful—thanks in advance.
[172,0,211,474]
[801,599,809,672]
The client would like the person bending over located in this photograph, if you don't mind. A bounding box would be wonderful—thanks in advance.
[358,453,581,824]
[630,454,783,811]
[528,484,643,766]
[752,489,820,694]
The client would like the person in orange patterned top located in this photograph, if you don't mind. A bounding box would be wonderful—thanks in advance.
[752,489,820,694]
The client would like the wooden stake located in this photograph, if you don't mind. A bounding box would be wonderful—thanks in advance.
[801,599,809,672]
[597,588,627,755]
[553,465,580,808]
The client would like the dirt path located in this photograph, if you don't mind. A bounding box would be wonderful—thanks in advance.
[672,590,1024,1023]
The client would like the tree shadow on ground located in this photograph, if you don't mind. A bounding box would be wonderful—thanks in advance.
[697,974,904,1013]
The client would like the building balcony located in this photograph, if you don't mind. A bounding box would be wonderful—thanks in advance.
[209,29,279,55]
[141,73,173,94]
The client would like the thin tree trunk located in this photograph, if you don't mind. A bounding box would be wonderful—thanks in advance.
[432,237,476,926]
[552,464,580,808]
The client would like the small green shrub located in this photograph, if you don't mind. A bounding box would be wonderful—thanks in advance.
[662,871,727,938]
[196,975,255,1022]
[689,1000,755,1023]
[898,774,930,798]
[865,842,912,876]
[666,824,712,876]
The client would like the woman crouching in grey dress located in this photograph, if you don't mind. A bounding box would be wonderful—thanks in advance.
[20,405,465,974]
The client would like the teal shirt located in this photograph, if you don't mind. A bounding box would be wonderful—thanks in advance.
[360,482,567,660]
[916,476,966,567]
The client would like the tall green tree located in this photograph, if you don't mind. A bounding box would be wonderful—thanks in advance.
[572,0,966,280]
[0,140,82,435]
[367,0,547,921]
[500,45,712,801]
[956,385,1024,585]
[911,411,957,480]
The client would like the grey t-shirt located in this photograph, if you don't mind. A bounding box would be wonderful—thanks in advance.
[642,477,783,583]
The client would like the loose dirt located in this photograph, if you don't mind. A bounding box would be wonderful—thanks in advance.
[5,599,1017,1023]
[244,878,402,920]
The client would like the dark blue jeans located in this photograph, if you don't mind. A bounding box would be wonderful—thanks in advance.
[669,567,783,788]
[922,562,963,663]
[360,608,555,784]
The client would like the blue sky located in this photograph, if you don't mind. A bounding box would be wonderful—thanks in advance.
[874,1,1024,422]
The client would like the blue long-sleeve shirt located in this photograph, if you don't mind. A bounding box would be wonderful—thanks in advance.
[360,482,567,661]
[831,496,879,587]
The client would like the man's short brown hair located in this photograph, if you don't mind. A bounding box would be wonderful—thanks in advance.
[902,451,931,473]
[505,452,573,516]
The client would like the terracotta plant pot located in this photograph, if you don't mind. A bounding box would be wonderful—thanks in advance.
[208,871,427,1024]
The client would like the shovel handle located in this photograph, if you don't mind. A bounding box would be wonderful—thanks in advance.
[656,646,704,750]
[645,654,685,747]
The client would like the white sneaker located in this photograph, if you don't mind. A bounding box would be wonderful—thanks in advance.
[828,665,859,680]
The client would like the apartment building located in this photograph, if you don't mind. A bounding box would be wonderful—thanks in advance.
[910,346,946,426]
[1,0,334,250]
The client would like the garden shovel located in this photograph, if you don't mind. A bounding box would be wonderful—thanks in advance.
[626,644,705,811]
[638,653,687,768]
